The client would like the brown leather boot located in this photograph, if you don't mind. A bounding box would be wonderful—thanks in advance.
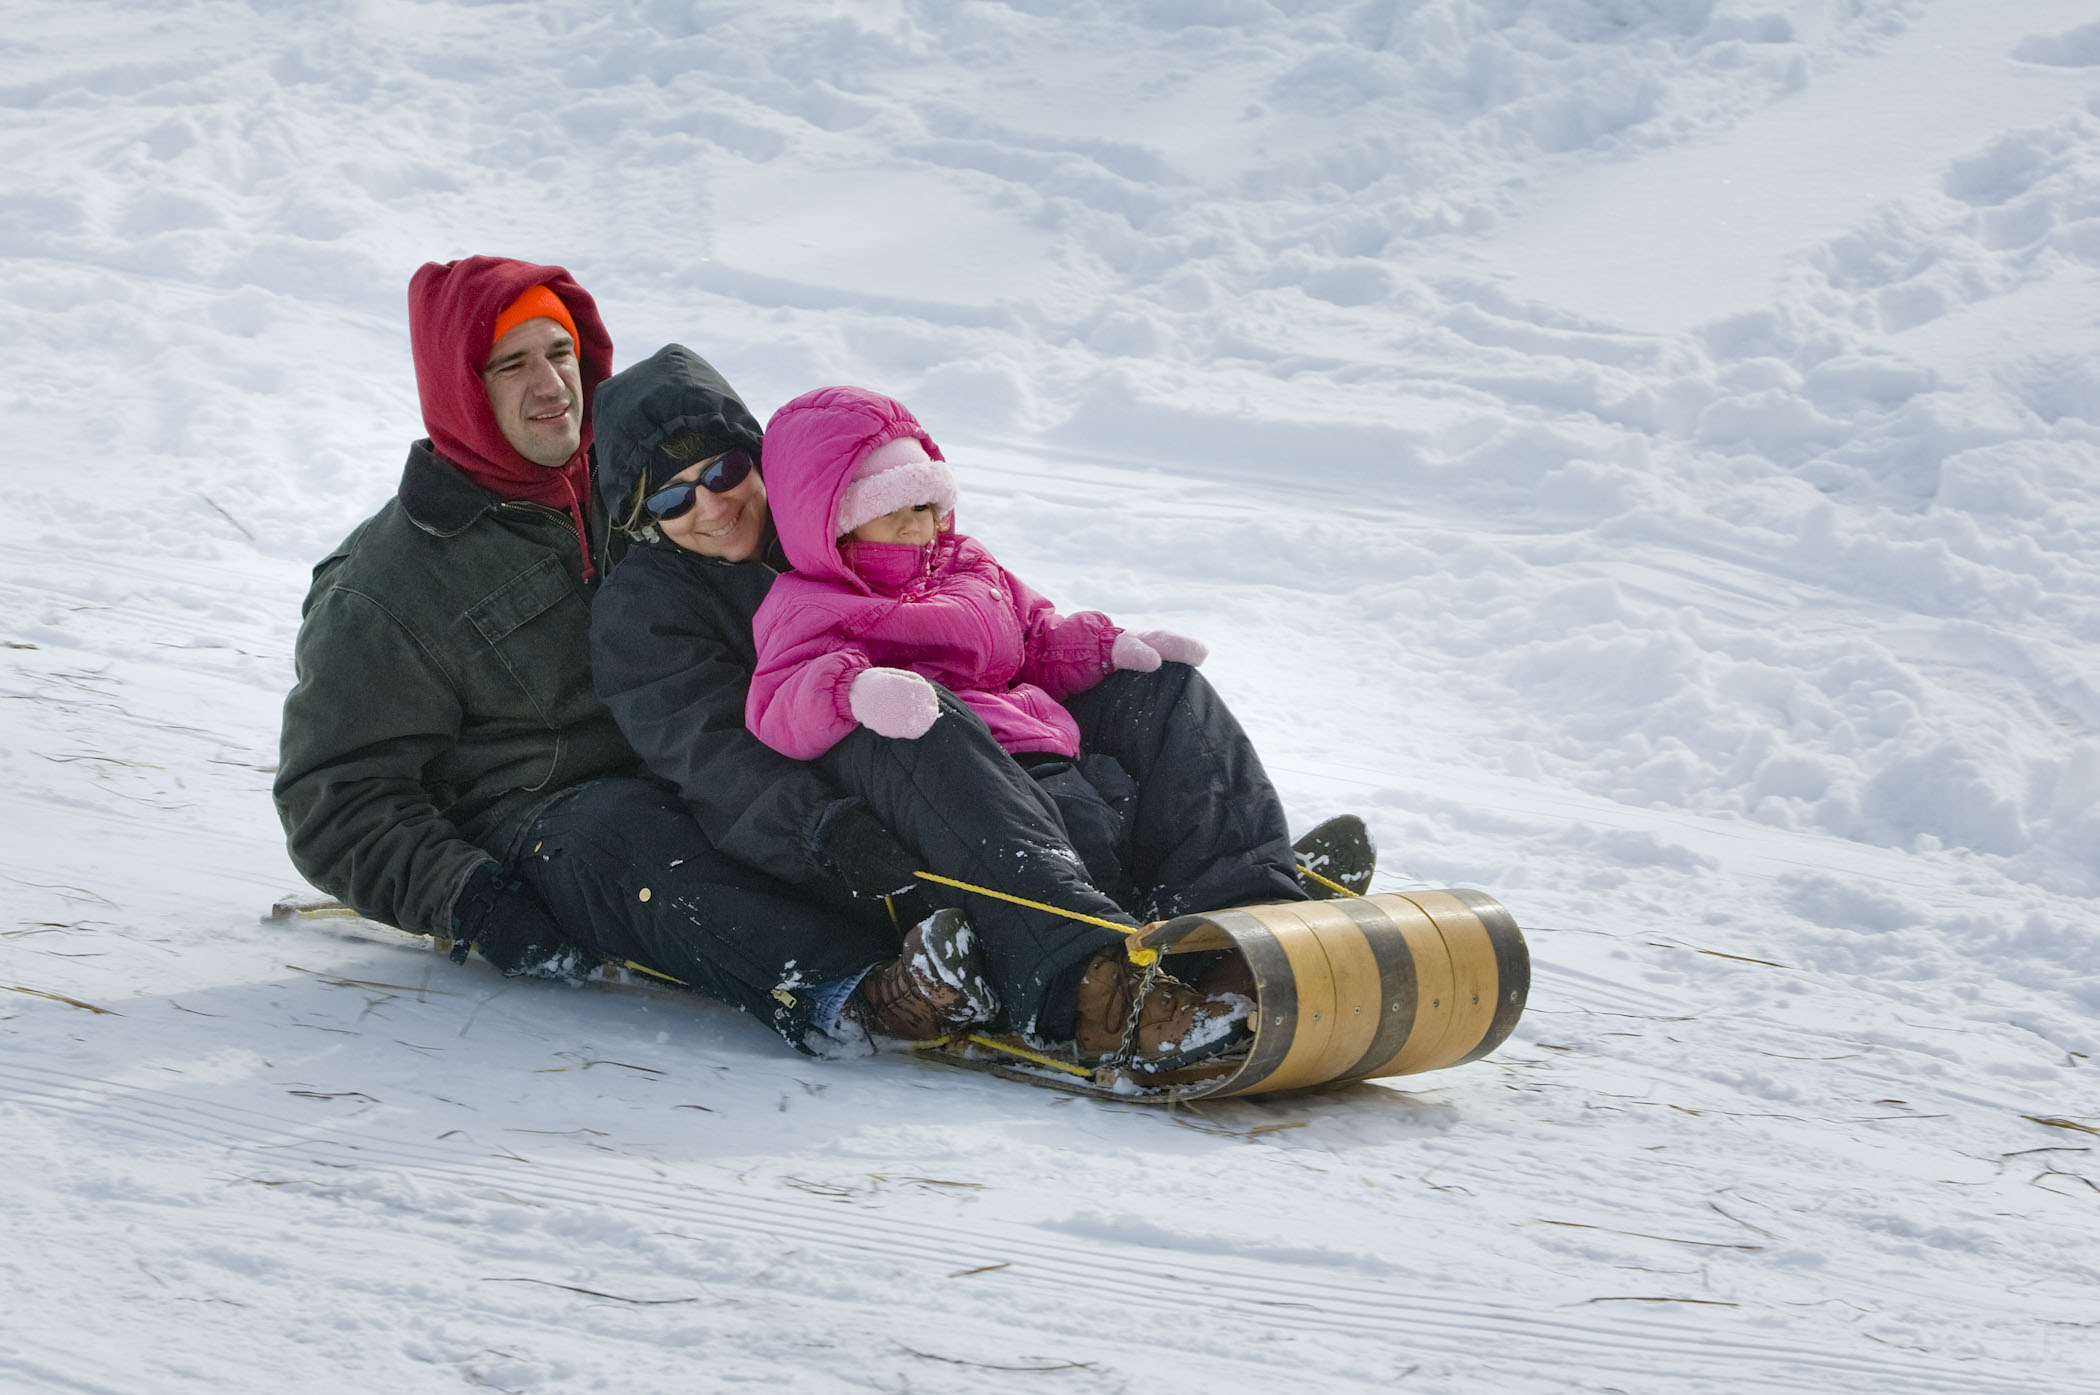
[1070,947,1251,1070]
[847,909,999,1043]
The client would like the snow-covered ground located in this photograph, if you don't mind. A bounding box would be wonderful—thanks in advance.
[4,1,2097,1390]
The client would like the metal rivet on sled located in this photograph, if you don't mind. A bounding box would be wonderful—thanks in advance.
[1471,993,1479,1005]
[1432,998,1440,1008]
[638,888,652,902]
[1273,1015,1285,1026]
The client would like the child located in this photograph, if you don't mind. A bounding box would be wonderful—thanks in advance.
[748,384,1274,1071]
[746,385,1206,762]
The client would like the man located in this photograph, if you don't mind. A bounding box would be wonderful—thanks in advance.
[273,256,942,1051]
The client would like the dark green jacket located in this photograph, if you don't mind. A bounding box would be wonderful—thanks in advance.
[274,441,639,934]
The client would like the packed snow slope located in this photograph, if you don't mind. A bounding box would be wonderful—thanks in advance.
[4,2,2097,1391]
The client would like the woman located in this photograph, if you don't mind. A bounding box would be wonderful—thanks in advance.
[588,345,1312,1069]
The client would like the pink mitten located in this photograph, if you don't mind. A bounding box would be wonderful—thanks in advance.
[848,667,941,739]
[1110,631,1162,673]
[1134,629,1207,667]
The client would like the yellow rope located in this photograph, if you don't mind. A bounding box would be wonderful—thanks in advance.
[953,1032,1094,1078]
[909,870,1129,931]
[1297,862,1362,898]
[626,863,1347,1003]
[909,869,1157,965]
[621,959,690,987]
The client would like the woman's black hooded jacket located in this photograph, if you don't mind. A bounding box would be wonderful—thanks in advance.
[588,343,846,888]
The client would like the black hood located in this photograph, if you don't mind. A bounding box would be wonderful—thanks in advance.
[591,343,765,523]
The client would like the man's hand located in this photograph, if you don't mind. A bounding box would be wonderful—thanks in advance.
[450,863,592,984]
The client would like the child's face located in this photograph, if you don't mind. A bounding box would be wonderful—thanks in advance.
[846,503,941,547]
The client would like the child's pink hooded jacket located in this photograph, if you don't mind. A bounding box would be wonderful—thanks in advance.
[746,387,1122,761]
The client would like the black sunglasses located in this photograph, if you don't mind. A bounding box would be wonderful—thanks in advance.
[643,449,756,520]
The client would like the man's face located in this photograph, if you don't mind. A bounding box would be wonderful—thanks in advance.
[481,316,583,467]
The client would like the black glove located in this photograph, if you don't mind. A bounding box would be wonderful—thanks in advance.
[813,800,921,900]
[449,862,592,985]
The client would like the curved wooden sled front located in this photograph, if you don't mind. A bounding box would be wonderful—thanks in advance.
[1088,889,1530,1101]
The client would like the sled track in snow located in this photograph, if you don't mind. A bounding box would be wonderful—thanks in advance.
[4,1055,2081,1395]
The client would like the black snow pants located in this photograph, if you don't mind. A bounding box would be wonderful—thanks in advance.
[820,663,1306,1041]
[510,777,897,1052]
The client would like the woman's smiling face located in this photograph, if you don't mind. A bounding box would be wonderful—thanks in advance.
[656,455,770,562]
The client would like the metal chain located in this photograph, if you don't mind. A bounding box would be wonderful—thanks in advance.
[1109,958,1163,1069]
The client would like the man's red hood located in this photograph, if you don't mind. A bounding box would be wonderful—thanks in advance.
[407,256,614,503]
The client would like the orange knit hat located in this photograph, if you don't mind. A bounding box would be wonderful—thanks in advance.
[489,283,580,356]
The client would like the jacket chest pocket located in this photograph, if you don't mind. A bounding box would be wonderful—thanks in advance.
[464,556,595,726]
